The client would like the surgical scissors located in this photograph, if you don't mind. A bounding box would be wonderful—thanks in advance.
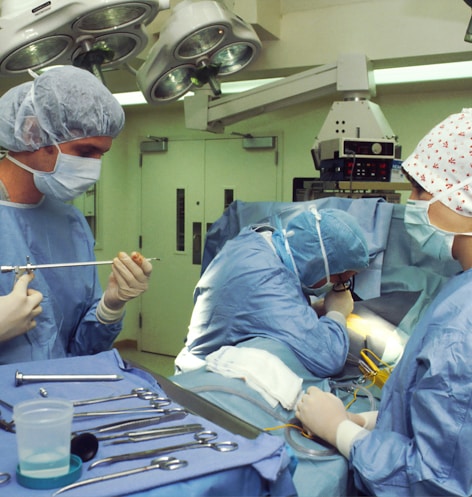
[73,388,167,406]
[0,473,11,486]
[52,456,187,496]
[89,430,239,469]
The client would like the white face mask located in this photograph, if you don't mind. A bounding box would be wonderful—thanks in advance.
[7,145,101,202]
[404,198,472,262]
[308,281,334,297]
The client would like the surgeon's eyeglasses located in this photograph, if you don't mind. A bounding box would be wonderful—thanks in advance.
[333,277,354,293]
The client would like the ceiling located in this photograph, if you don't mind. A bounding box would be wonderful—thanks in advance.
[0,0,469,98]
[279,0,375,13]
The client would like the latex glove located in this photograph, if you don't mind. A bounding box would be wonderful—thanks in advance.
[295,386,348,447]
[103,251,153,310]
[310,298,326,317]
[323,288,354,318]
[0,273,43,343]
[347,410,378,430]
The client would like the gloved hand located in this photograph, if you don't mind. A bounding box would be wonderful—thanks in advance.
[324,288,354,318]
[0,273,43,343]
[103,251,153,310]
[295,386,348,447]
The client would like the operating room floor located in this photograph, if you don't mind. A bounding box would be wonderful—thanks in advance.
[114,340,176,377]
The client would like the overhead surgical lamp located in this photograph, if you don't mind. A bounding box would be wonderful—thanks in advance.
[0,0,169,81]
[136,0,262,104]
[464,0,472,42]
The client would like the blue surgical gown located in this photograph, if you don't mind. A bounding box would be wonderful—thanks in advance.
[0,197,122,364]
[351,269,472,496]
[175,227,349,377]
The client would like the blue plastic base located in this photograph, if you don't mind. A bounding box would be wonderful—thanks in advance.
[16,454,82,490]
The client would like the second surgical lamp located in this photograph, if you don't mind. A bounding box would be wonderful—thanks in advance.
[0,0,261,100]
[136,0,262,103]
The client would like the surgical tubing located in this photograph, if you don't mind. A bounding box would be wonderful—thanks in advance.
[188,384,338,459]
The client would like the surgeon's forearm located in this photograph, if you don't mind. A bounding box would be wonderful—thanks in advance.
[325,310,346,326]
[347,411,378,430]
[336,420,370,458]
[96,295,125,324]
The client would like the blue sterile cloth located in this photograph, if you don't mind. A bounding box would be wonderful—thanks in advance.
[201,197,394,300]
[173,337,358,497]
[0,350,296,497]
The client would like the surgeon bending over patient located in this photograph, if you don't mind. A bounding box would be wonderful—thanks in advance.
[297,108,472,496]
[175,207,369,377]
[0,66,152,364]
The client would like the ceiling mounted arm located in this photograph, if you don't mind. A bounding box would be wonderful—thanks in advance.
[184,53,376,133]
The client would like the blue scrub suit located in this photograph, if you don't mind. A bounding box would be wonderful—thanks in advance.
[0,197,122,364]
[351,269,472,496]
[175,227,349,377]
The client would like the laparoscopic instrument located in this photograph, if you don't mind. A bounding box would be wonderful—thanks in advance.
[15,371,124,385]
[1,256,160,276]
[89,430,238,469]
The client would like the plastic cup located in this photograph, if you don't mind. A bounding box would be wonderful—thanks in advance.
[13,398,73,479]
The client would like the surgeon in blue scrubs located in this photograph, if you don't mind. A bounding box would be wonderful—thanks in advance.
[175,206,370,377]
[296,108,472,496]
[0,66,153,364]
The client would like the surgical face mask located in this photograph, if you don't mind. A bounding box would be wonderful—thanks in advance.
[7,145,101,202]
[404,198,466,262]
[307,281,334,297]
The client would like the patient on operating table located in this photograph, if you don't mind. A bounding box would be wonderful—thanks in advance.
[175,206,370,377]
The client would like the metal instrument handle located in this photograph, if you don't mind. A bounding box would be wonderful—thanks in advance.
[52,457,186,496]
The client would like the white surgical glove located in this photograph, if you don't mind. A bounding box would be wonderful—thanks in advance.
[295,386,348,447]
[323,289,354,326]
[296,386,373,459]
[97,251,153,324]
[0,273,43,343]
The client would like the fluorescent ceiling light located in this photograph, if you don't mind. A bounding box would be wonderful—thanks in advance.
[114,77,281,105]
[373,60,472,84]
[115,60,472,106]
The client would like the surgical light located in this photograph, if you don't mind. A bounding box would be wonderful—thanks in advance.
[464,0,472,42]
[0,0,169,78]
[136,0,262,104]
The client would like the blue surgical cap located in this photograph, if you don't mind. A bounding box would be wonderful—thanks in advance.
[0,66,125,152]
[287,208,369,287]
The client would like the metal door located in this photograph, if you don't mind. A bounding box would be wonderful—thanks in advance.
[139,137,279,356]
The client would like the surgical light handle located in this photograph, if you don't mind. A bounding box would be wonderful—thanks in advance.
[1,257,160,274]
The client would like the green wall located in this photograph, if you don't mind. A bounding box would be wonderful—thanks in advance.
[97,86,470,342]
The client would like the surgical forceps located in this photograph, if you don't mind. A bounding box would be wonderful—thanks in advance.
[0,410,14,433]
[73,402,184,418]
[73,388,165,406]
[52,456,187,496]
[89,430,238,469]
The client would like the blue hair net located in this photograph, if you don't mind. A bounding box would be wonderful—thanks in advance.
[0,66,125,151]
[278,208,369,287]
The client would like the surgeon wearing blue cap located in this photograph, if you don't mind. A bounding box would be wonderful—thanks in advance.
[0,66,153,363]
[175,206,369,377]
